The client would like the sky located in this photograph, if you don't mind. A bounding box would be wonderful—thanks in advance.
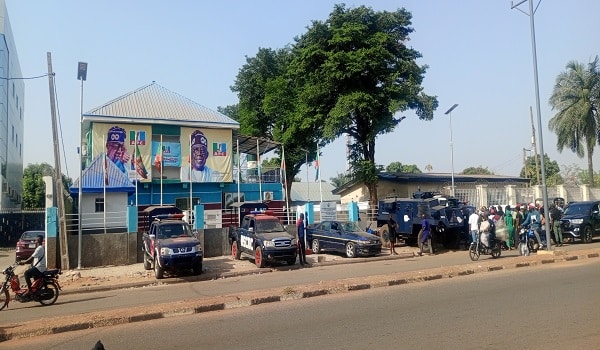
[6,0,600,184]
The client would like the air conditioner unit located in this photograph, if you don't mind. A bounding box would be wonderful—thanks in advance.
[263,191,273,202]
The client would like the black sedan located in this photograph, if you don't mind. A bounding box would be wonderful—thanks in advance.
[306,221,382,258]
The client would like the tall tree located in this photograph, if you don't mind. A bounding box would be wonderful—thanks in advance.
[461,166,494,175]
[549,56,600,187]
[224,47,322,199]
[385,162,422,174]
[289,4,437,206]
[519,154,562,186]
[22,163,71,209]
[329,172,353,188]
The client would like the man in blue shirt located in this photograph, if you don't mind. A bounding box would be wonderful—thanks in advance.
[521,203,545,249]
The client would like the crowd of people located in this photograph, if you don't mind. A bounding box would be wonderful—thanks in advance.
[466,200,565,250]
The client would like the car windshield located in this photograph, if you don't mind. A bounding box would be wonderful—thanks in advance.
[564,203,594,215]
[157,224,193,239]
[341,222,362,232]
[256,220,285,232]
[22,231,44,240]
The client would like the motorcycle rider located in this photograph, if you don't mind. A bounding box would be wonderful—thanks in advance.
[18,235,46,294]
[521,203,545,249]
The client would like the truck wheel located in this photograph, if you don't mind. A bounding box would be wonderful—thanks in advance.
[254,246,265,268]
[154,257,164,279]
[286,256,296,266]
[379,225,390,246]
[231,241,241,260]
[345,242,356,258]
[143,253,152,270]
[582,225,593,243]
[311,239,321,254]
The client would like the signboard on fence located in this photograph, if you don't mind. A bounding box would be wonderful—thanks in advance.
[320,201,337,221]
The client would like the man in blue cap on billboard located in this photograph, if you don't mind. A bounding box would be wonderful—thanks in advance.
[106,126,130,173]
[180,130,219,182]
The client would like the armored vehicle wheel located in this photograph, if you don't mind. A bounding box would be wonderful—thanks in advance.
[254,246,265,268]
[311,239,321,254]
[379,225,390,246]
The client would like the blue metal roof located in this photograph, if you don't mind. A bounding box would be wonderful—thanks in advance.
[70,153,136,194]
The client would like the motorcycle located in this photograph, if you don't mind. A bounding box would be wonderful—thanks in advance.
[518,226,547,256]
[469,232,502,261]
[0,262,61,311]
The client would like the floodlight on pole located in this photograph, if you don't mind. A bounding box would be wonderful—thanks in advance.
[77,61,87,269]
[444,103,459,197]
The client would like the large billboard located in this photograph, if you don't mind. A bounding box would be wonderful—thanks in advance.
[91,123,153,183]
[180,127,232,182]
[91,124,233,183]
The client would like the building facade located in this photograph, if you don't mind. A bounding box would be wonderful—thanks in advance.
[0,1,24,209]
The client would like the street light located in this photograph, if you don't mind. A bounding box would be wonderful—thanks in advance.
[77,62,87,269]
[511,0,552,249]
[444,103,459,197]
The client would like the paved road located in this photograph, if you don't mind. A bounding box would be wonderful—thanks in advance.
[0,241,599,340]
[3,259,599,349]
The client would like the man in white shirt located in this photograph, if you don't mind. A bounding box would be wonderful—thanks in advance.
[20,235,46,294]
[468,210,480,245]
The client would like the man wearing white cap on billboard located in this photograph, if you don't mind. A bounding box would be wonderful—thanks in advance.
[180,130,220,182]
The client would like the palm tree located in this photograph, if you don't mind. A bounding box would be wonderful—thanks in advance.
[549,56,600,186]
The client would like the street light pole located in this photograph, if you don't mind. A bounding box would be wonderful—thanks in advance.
[511,0,552,249]
[77,62,88,269]
[444,103,458,197]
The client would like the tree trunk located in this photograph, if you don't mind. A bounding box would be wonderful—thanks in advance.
[586,145,595,187]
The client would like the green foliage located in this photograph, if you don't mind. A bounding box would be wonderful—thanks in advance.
[461,166,494,175]
[22,163,72,210]
[549,56,600,186]
[329,172,353,188]
[519,154,562,186]
[385,161,422,173]
[289,4,437,204]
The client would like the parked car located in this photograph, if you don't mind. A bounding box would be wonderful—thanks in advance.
[560,201,600,243]
[16,230,45,261]
[307,220,382,258]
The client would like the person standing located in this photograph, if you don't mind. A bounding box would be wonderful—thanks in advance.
[417,213,432,256]
[550,204,564,246]
[19,235,46,294]
[504,205,515,250]
[468,209,480,247]
[388,213,398,255]
[296,213,307,265]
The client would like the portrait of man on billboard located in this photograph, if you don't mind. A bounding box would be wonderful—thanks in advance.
[105,126,130,173]
[180,129,220,182]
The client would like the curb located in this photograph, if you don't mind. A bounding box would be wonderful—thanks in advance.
[59,251,417,295]
[1,248,598,341]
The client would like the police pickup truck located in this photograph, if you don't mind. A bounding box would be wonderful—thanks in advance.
[229,211,297,268]
[142,213,203,279]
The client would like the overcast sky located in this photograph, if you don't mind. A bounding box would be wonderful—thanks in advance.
[6,0,600,183]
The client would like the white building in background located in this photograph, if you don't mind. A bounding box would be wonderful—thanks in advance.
[0,0,24,210]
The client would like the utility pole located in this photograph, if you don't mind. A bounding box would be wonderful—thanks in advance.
[47,52,70,269]
[529,106,540,185]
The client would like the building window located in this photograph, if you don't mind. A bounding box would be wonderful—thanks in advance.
[95,198,104,212]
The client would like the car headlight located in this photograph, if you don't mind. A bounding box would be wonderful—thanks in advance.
[571,219,583,224]
[291,239,297,245]
[195,244,203,253]
[264,241,275,248]
[357,240,370,245]
[160,247,171,255]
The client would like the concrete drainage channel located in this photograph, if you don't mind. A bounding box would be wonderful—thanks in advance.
[1,249,599,341]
